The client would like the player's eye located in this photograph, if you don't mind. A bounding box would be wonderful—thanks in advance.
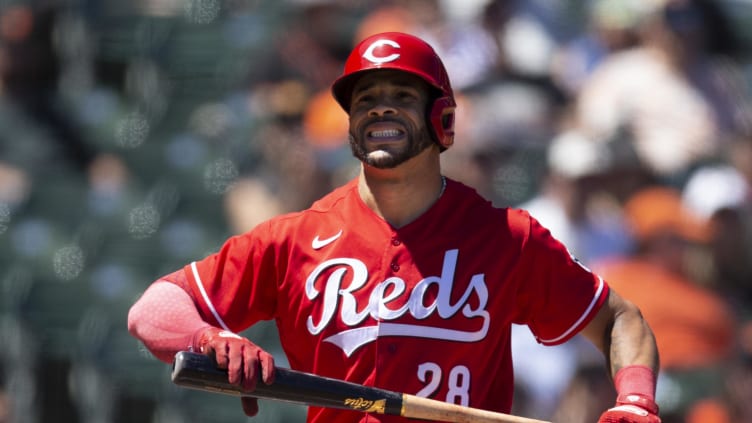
[395,86,424,103]
[397,91,417,102]
[352,93,374,107]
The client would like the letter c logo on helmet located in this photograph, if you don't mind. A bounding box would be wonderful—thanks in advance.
[332,32,456,150]
[362,39,401,64]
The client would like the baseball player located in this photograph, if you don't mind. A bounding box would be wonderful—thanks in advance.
[128,32,661,423]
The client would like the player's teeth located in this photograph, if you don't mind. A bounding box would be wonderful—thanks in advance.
[371,130,401,138]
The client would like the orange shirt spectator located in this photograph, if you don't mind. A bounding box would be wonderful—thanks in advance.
[595,258,735,369]
[594,186,736,370]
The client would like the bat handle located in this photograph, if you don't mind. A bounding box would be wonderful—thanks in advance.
[171,351,404,413]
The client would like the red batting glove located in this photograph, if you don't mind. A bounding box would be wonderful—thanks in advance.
[192,327,276,417]
[599,394,661,422]
[598,365,660,423]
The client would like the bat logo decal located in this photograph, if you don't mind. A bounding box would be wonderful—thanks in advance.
[344,398,387,413]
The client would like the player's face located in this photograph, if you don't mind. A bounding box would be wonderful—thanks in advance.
[347,70,435,169]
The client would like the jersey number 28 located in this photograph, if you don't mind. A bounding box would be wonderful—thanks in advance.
[415,362,471,406]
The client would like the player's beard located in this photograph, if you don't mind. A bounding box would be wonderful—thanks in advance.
[348,118,435,169]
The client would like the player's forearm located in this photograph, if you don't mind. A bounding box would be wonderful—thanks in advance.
[595,292,661,422]
[581,289,659,375]
[127,280,212,363]
[583,289,661,421]
[607,298,659,375]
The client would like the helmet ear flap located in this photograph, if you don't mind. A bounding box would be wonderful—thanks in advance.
[430,96,456,150]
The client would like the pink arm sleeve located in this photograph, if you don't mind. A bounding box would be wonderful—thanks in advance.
[127,280,212,363]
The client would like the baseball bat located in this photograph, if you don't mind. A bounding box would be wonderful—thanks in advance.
[171,351,549,423]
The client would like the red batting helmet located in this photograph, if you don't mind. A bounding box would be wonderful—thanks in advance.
[331,32,456,150]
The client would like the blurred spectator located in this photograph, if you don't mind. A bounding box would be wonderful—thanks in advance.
[301,88,349,151]
[574,0,752,179]
[684,397,733,423]
[520,129,637,263]
[86,153,132,218]
[683,136,752,304]
[724,336,752,422]
[223,176,285,234]
[550,363,617,423]
[355,0,500,90]
[0,389,8,423]
[0,3,86,220]
[352,4,418,42]
[593,185,737,420]
[481,0,572,82]
[683,136,752,423]
[273,3,356,91]
[552,0,650,95]
[0,4,95,174]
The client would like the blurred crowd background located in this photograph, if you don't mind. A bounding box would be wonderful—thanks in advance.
[1,0,751,422]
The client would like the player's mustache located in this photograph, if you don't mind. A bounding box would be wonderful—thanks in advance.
[362,116,406,127]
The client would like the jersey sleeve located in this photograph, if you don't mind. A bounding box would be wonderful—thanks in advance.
[513,213,609,345]
[183,221,281,333]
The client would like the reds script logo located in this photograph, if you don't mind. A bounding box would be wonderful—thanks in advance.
[362,39,400,64]
[305,249,490,357]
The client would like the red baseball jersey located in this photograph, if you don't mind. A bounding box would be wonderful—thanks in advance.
[184,177,609,423]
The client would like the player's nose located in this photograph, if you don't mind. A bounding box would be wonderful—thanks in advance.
[368,101,398,117]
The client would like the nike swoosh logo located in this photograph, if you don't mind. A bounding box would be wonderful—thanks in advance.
[312,230,343,250]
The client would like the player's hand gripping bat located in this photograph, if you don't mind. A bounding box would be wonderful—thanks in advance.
[171,351,550,423]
